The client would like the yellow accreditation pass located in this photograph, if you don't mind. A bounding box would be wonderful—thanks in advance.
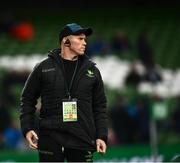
[62,98,77,122]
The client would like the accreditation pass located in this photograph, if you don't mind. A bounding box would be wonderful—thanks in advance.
[62,99,77,122]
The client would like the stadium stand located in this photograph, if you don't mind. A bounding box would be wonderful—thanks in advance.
[0,8,180,69]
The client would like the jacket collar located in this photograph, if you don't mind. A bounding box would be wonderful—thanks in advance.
[48,48,96,67]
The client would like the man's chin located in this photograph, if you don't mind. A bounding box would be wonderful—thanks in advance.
[78,52,85,55]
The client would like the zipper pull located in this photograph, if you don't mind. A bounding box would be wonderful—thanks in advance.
[68,93,71,100]
[62,146,64,153]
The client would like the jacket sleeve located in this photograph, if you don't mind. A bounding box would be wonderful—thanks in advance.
[92,67,108,144]
[20,63,41,137]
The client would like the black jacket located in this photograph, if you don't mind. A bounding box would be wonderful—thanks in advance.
[20,49,108,150]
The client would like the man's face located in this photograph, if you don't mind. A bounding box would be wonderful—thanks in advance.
[69,33,87,55]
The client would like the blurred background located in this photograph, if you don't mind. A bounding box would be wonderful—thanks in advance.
[0,0,180,162]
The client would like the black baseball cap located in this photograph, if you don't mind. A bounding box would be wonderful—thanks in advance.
[59,23,93,42]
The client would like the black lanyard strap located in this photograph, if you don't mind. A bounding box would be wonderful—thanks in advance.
[60,56,79,99]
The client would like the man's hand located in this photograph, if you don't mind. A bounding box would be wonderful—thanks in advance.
[96,139,107,154]
[26,130,38,149]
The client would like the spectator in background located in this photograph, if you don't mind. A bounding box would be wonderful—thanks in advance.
[86,32,109,57]
[0,95,24,150]
[172,96,180,134]
[136,28,163,84]
[110,95,129,144]
[1,71,29,109]
[0,97,11,149]
[125,63,143,87]
[110,94,151,145]
[143,62,162,83]
[125,98,139,143]
[0,97,11,134]
[136,97,150,143]
[0,13,34,41]
[110,95,139,144]
[137,28,153,67]
[3,120,23,149]
[10,21,34,41]
[110,30,131,55]
[136,28,162,84]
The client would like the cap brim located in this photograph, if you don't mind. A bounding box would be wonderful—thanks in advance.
[74,28,93,36]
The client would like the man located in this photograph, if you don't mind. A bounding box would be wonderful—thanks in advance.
[20,23,108,162]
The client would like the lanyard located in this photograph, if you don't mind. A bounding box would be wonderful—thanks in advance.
[60,56,79,99]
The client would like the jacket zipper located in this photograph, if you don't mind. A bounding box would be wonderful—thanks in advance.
[62,146,64,153]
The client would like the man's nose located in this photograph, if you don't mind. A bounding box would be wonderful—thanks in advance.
[83,40,87,46]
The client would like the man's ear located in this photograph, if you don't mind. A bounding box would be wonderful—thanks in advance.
[63,37,71,47]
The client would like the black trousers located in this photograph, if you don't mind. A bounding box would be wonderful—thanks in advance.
[38,134,94,162]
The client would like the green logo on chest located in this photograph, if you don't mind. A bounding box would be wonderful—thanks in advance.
[86,69,94,77]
